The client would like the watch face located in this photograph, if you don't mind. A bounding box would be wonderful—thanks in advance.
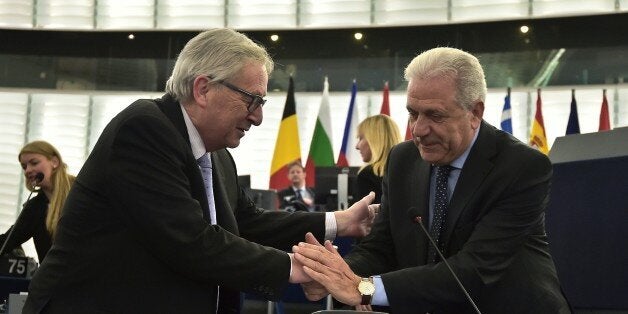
[358,280,375,295]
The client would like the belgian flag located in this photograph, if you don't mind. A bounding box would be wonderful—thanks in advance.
[269,77,301,190]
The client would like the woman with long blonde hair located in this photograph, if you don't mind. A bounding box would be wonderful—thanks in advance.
[0,140,75,261]
[354,114,402,203]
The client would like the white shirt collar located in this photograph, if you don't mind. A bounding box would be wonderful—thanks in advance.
[180,104,207,160]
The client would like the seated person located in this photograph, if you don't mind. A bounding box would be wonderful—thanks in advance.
[277,161,316,212]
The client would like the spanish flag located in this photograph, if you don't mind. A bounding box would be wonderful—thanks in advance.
[269,77,301,190]
[529,89,549,155]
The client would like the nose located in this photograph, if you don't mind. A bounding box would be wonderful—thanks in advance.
[248,105,263,126]
[411,117,429,138]
[24,164,34,174]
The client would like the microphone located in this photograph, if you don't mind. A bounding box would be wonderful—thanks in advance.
[30,172,44,190]
[408,207,482,314]
[0,172,45,256]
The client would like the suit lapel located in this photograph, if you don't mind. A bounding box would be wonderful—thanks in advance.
[210,152,239,235]
[443,121,496,246]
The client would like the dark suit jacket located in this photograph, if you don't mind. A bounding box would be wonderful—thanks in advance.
[277,187,316,212]
[23,94,326,314]
[345,121,569,314]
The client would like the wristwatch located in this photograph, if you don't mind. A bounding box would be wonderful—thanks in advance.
[357,277,375,305]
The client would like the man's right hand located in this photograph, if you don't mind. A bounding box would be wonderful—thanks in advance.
[288,253,311,284]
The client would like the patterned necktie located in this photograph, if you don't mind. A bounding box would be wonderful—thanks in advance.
[197,154,217,225]
[295,188,303,201]
[428,165,453,263]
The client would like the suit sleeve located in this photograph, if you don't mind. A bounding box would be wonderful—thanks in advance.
[237,206,326,251]
[105,113,291,299]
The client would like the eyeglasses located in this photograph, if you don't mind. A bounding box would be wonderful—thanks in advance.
[207,76,266,112]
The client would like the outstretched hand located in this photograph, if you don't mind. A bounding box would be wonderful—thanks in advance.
[288,253,311,284]
[334,192,378,237]
[292,232,363,306]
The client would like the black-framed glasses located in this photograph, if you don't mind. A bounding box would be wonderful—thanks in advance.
[207,76,266,112]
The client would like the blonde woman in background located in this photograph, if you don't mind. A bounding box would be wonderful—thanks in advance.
[0,140,75,262]
[355,114,402,203]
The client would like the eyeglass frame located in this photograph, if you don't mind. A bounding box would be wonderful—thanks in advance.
[206,75,266,112]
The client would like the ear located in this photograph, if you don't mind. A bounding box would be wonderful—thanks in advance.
[470,101,484,129]
[192,76,212,108]
[51,156,60,169]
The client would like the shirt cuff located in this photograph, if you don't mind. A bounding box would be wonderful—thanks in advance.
[324,212,337,241]
[287,253,293,278]
[372,275,389,306]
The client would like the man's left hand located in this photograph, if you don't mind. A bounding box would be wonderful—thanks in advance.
[334,192,377,237]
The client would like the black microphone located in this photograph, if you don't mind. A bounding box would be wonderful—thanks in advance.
[408,207,482,314]
[30,172,45,190]
[0,172,44,256]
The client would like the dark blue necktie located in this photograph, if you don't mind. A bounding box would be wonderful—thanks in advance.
[428,165,453,263]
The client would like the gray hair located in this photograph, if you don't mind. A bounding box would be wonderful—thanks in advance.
[165,28,274,103]
[404,47,487,110]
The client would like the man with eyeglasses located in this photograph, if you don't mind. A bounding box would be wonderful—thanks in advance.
[23,28,376,314]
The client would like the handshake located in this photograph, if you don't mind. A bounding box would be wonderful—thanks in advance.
[286,192,381,308]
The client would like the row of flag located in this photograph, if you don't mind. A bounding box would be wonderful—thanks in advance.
[269,77,399,189]
[501,88,612,155]
[271,78,614,189]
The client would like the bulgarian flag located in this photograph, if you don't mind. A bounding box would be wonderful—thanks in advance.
[529,88,549,155]
[336,80,359,167]
[305,77,335,187]
[269,77,301,190]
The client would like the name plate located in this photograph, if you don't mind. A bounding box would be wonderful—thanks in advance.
[0,256,37,278]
